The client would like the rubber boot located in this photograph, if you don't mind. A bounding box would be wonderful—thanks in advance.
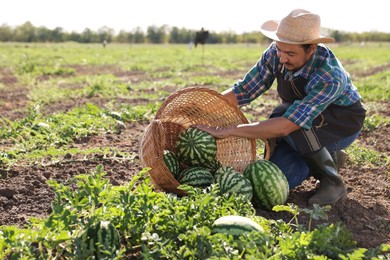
[303,147,347,206]
[330,150,347,171]
[315,150,347,188]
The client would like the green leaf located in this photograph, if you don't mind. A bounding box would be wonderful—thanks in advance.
[301,204,331,221]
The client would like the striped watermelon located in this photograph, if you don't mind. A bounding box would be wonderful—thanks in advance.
[79,220,120,258]
[203,159,222,174]
[214,165,239,178]
[176,127,217,167]
[243,160,289,211]
[211,215,264,237]
[163,150,180,179]
[215,170,253,201]
[179,166,213,187]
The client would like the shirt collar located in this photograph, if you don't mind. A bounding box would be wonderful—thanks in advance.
[284,46,319,80]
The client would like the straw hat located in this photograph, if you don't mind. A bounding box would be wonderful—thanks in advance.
[260,9,335,44]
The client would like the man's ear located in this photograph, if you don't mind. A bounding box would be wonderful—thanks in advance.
[309,44,317,55]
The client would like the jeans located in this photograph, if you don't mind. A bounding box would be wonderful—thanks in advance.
[269,131,361,189]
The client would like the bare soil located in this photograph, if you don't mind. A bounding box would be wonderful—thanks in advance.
[0,65,389,249]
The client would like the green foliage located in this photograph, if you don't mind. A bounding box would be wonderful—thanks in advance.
[347,142,389,167]
[276,223,360,259]
[0,102,153,169]
[1,165,388,259]
[1,23,390,44]
[16,52,75,76]
[363,113,390,133]
[273,204,331,232]
[357,71,390,101]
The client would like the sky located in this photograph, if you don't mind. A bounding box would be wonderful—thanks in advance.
[1,0,389,34]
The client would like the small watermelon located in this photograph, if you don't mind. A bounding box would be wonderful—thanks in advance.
[179,166,213,187]
[176,127,217,167]
[163,150,180,179]
[203,159,223,174]
[211,215,264,237]
[243,160,289,211]
[214,165,239,179]
[79,220,120,259]
[215,170,253,201]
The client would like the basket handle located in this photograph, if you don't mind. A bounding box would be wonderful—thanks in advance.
[263,139,271,160]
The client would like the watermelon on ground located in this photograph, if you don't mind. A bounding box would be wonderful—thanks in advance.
[163,150,180,179]
[243,160,289,211]
[215,170,253,201]
[211,215,264,237]
[176,127,217,167]
[214,165,239,179]
[78,220,120,259]
[179,166,213,188]
[203,158,222,174]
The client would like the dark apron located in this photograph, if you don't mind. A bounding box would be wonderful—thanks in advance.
[270,71,366,155]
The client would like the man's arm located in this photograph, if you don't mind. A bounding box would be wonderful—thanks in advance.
[221,88,238,107]
[194,117,300,140]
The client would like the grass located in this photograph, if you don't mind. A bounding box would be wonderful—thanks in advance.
[1,42,389,104]
[0,102,155,169]
[356,71,390,101]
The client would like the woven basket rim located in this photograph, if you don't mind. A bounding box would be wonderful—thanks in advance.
[155,86,249,124]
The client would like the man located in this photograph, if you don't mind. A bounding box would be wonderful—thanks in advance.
[195,9,366,206]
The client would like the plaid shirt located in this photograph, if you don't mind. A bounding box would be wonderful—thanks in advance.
[232,42,362,130]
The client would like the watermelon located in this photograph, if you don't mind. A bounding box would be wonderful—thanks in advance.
[179,166,213,187]
[214,165,239,178]
[79,220,120,258]
[243,160,289,211]
[176,127,217,167]
[211,215,264,237]
[163,150,180,179]
[203,158,222,174]
[215,170,253,201]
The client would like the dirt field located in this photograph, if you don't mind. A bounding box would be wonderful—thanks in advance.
[0,65,389,249]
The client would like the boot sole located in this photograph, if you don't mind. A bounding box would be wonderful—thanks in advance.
[308,191,347,206]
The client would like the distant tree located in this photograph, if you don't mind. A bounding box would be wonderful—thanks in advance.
[51,27,64,42]
[133,27,145,43]
[330,30,341,42]
[98,26,114,43]
[240,32,262,44]
[0,24,13,41]
[363,31,390,42]
[220,31,237,44]
[67,31,82,42]
[36,26,50,42]
[116,30,130,43]
[147,25,165,43]
[0,21,389,43]
[13,22,36,42]
[169,27,194,43]
[80,28,97,43]
[181,28,195,43]
[169,27,181,43]
[206,32,222,44]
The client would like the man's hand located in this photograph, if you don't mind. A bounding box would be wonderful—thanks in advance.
[191,124,232,139]
[192,117,300,141]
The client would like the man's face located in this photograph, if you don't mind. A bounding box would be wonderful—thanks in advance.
[275,41,316,71]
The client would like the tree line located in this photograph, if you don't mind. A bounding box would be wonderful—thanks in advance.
[1,22,389,44]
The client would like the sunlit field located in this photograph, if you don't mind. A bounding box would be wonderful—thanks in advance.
[0,42,389,259]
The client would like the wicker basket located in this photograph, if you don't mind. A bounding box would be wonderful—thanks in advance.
[139,87,269,195]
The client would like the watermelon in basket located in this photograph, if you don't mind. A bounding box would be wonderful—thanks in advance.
[139,87,269,195]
